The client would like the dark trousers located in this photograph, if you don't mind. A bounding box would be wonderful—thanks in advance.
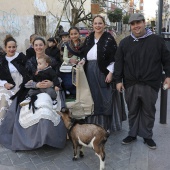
[60,72,76,95]
[125,84,158,139]
[28,87,57,100]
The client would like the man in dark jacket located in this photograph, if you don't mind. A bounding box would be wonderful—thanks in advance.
[114,13,170,149]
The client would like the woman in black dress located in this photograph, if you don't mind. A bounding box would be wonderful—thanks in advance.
[79,15,126,132]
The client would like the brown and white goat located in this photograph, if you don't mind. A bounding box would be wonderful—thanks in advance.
[58,108,109,170]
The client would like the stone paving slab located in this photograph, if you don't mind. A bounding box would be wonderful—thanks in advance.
[0,90,169,170]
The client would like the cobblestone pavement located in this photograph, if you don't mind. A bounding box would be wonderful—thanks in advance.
[0,91,169,170]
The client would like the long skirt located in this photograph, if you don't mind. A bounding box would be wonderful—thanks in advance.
[0,72,23,122]
[0,91,67,151]
[85,60,126,132]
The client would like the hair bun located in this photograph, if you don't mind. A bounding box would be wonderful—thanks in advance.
[5,34,13,39]
[4,34,16,46]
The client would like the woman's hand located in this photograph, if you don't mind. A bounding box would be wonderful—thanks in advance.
[105,72,113,83]
[4,83,14,90]
[78,59,85,66]
[55,86,60,91]
[69,58,77,64]
[36,80,53,89]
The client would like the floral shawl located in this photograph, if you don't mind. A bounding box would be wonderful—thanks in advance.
[66,39,83,58]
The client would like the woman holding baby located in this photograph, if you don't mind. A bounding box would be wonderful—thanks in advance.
[0,36,67,151]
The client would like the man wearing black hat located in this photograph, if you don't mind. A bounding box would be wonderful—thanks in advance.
[58,32,70,59]
[45,37,62,75]
[114,13,170,149]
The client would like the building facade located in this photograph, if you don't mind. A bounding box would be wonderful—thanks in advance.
[162,0,170,32]
[0,0,91,52]
[0,0,67,52]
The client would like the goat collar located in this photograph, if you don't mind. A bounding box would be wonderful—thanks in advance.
[67,118,86,133]
[67,118,76,131]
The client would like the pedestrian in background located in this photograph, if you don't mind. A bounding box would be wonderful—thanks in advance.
[26,34,38,59]
[58,32,70,61]
[79,15,126,132]
[56,25,64,39]
[45,37,62,75]
[46,37,60,62]
[114,13,170,149]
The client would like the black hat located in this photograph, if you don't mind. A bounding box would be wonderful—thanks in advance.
[47,37,56,42]
[128,13,145,24]
[59,32,69,37]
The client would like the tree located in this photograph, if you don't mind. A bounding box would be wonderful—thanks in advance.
[54,0,93,36]
[123,14,130,24]
[60,0,92,26]
[108,8,123,23]
[122,14,130,31]
[69,0,93,26]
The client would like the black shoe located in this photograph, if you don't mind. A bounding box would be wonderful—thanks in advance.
[122,136,137,145]
[143,138,156,149]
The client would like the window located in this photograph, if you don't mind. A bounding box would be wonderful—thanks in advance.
[34,15,46,36]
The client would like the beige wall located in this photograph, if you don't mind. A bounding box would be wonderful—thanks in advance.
[0,0,67,52]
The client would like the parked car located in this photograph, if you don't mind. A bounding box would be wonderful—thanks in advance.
[79,27,92,37]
